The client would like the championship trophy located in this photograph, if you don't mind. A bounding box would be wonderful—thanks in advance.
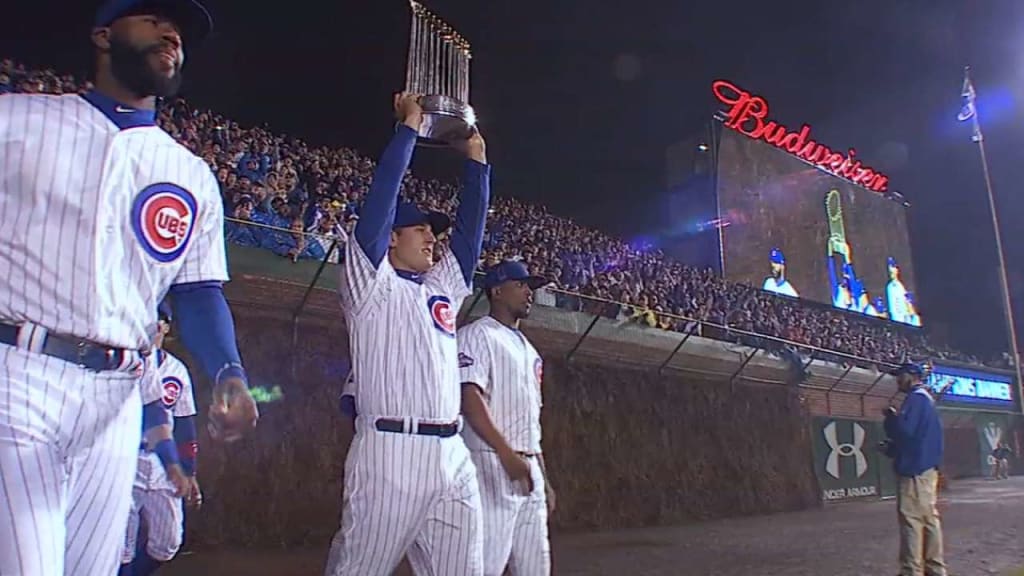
[825,189,847,260]
[404,0,476,146]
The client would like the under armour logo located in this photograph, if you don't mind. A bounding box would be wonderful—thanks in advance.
[984,422,1002,451]
[823,421,867,479]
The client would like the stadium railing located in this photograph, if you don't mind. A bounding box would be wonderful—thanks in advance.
[221,217,943,412]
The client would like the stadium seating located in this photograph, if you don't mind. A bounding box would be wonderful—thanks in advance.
[0,58,996,369]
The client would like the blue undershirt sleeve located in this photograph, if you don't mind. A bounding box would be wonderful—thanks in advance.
[167,282,246,385]
[174,415,198,476]
[448,159,491,285]
[353,125,419,267]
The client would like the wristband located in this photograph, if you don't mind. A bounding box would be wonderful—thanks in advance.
[215,362,248,386]
[179,440,198,476]
[153,438,180,470]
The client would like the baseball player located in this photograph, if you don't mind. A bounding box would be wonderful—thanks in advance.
[326,374,422,576]
[886,257,913,324]
[120,304,201,576]
[331,92,490,576]
[459,260,554,576]
[0,2,258,575]
[761,248,799,297]
[119,327,190,576]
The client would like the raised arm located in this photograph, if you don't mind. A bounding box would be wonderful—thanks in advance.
[885,392,927,443]
[448,130,491,286]
[353,93,423,267]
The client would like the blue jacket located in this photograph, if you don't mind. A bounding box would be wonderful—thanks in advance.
[884,387,943,477]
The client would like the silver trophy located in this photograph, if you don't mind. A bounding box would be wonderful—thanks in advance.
[405,0,476,146]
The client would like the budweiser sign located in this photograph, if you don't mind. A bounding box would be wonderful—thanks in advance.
[712,80,889,193]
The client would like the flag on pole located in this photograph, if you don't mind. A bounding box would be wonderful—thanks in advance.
[957,67,982,142]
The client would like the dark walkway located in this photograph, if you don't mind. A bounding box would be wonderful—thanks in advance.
[166,477,1024,575]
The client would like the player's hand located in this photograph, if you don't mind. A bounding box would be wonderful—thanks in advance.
[545,484,557,515]
[499,450,534,494]
[394,92,424,131]
[208,377,259,443]
[186,477,203,510]
[166,464,190,499]
[454,127,487,164]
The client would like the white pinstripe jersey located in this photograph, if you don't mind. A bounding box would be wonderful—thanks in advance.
[0,93,229,350]
[139,350,196,479]
[338,239,471,421]
[139,350,197,424]
[458,316,544,454]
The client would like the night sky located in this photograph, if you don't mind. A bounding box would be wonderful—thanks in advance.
[4,0,1023,357]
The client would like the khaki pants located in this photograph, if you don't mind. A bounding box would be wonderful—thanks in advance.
[897,468,947,576]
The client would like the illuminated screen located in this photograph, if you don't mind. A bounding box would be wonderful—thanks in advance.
[926,364,1014,406]
[716,129,922,326]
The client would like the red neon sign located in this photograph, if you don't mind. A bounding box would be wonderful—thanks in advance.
[712,80,889,193]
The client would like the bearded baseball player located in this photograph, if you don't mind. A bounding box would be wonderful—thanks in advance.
[331,92,490,576]
[0,1,258,574]
[120,303,201,576]
[458,261,554,576]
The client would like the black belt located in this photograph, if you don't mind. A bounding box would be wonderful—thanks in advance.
[375,418,460,438]
[0,322,136,373]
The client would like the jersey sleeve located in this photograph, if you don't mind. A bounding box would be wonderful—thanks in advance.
[338,236,395,317]
[425,246,473,306]
[168,356,197,418]
[458,324,492,395]
[174,166,230,285]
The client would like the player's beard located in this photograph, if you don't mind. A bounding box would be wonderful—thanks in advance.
[109,35,183,99]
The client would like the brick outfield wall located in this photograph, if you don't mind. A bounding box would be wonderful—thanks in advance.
[169,304,821,550]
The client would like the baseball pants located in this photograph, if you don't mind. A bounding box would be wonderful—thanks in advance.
[0,343,143,576]
[121,483,185,563]
[327,416,484,576]
[472,450,551,576]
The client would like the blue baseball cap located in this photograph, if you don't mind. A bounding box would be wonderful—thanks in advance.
[393,202,450,235]
[94,0,214,45]
[483,261,547,291]
[890,363,925,378]
[887,256,898,268]
[769,248,785,265]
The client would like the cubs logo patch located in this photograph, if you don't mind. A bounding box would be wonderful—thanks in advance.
[534,357,544,385]
[427,295,456,337]
[459,352,474,368]
[162,376,183,408]
[131,183,198,263]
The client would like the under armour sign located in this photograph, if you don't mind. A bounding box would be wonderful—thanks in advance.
[823,420,868,479]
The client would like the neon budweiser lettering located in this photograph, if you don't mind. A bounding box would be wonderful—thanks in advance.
[712,80,889,193]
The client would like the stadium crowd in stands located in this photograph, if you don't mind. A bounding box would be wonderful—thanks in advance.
[2,58,1001,370]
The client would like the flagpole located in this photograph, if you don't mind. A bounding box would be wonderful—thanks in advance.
[964,66,1024,406]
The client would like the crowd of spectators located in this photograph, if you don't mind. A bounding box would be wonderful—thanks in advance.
[2,58,1001,370]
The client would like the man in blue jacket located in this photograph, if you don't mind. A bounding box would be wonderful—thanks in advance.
[883,363,946,576]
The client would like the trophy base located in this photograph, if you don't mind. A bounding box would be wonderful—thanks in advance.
[416,94,477,147]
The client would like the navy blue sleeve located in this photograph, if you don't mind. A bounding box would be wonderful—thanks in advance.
[174,415,198,476]
[827,254,839,304]
[353,125,419,267]
[168,282,246,385]
[884,413,898,441]
[449,159,492,286]
[339,395,357,419]
[142,401,170,431]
